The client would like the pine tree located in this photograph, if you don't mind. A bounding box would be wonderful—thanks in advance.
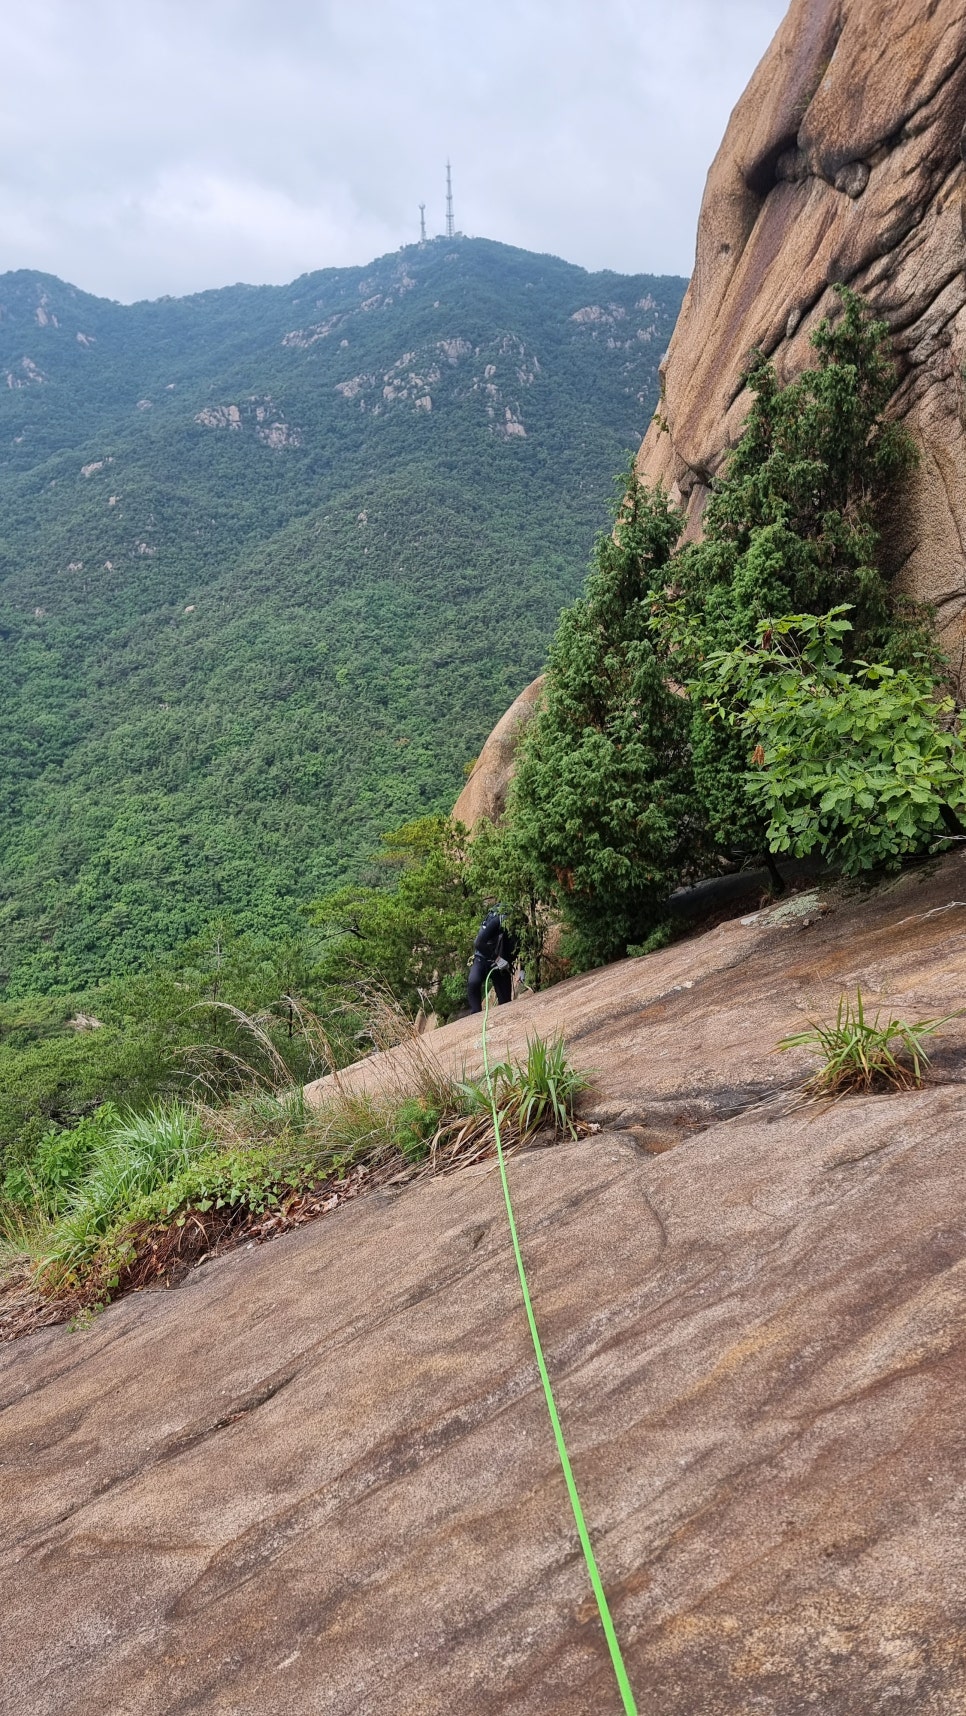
[508,475,701,967]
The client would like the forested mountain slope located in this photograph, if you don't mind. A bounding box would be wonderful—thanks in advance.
[0,241,686,995]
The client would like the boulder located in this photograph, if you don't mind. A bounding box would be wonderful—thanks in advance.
[452,674,544,829]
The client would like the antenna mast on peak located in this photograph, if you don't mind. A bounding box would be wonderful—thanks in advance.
[419,202,427,244]
[445,161,455,239]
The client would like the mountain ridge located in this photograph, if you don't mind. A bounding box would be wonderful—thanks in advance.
[0,239,687,995]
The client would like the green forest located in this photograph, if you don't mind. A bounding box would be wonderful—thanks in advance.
[7,288,966,1329]
[0,239,686,996]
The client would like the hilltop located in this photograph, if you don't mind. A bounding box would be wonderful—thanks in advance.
[0,240,686,995]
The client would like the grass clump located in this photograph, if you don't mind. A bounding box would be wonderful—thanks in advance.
[1,1018,591,1325]
[32,1103,211,1290]
[470,1033,589,1140]
[778,987,961,1096]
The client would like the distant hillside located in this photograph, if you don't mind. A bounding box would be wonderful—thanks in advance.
[0,239,686,995]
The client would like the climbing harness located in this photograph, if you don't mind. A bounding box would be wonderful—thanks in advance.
[480,977,639,1715]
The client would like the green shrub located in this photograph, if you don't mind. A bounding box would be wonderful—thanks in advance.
[0,1002,124,1166]
[120,1144,303,1225]
[311,816,486,1023]
[653,287,922,855]
[2,1103,121,1214]
[503,286,958,950]
[392,1096,444,1164]
[704,608,966,872]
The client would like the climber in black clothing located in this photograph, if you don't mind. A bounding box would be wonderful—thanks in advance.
[467,908,518,1013]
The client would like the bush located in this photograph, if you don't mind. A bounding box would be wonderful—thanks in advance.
[0,1000,124,1167]
[34,1103,211,1287]
[654,287,922,854]
[704,608,966,872]
[503,287,956,952]
[310,816,487,1022]
[393,1096,444,1163]
[2,1103,121,1214]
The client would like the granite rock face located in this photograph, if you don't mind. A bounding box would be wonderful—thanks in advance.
[452,674,544,829]
[638,0,966,662]
[5,856,966,1714]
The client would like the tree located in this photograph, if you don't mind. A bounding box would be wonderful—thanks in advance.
[657,286,921,852]
[507,473,702,967]
[309,817,483,1023]
[501,289,959,979]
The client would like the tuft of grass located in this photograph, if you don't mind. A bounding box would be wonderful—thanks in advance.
[34,1103,211,1289]
[467,1033,590,1140]
[778,987,962,1096]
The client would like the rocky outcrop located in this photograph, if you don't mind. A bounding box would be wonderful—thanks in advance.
[639,0,966,662]
[452,673,544,828]
[461,0,966,803]
[7,855,966,1713]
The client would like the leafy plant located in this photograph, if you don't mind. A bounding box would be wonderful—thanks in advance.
[392,1096,444,1164]
[778,988,961,1095]
[653,286,924,855]
[1,1103,120,1214]
[704,608,966,872]
[504,288,942,967]
[310,816,484,1023]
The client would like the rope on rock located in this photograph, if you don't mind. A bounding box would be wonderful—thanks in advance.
[481,975,638,1715]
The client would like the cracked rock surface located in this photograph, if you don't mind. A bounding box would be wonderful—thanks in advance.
[637,0,966,669]
[4,855,966,1712]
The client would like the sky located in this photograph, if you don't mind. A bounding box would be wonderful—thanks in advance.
[2,0,788,303]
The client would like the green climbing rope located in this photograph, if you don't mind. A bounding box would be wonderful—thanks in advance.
[481,976,638,1715]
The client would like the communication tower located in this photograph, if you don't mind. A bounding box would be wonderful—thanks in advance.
[445,161,455,239]
[419,202,427,244]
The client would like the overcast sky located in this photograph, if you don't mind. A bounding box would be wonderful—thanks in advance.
[2,0,788,303]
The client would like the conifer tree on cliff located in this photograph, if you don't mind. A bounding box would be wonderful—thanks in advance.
[506,289,945,971]
[658,286,919,852]
[506,476,702,969]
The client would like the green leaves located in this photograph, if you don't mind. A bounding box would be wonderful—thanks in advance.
[779,987,962,1095]
[650,289,927,857]
[507,472,699,967]
[705,610,966,873]
[310,815,483,1022]
[502,286,959,964]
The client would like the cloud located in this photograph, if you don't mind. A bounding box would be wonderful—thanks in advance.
[1,0,788,300]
